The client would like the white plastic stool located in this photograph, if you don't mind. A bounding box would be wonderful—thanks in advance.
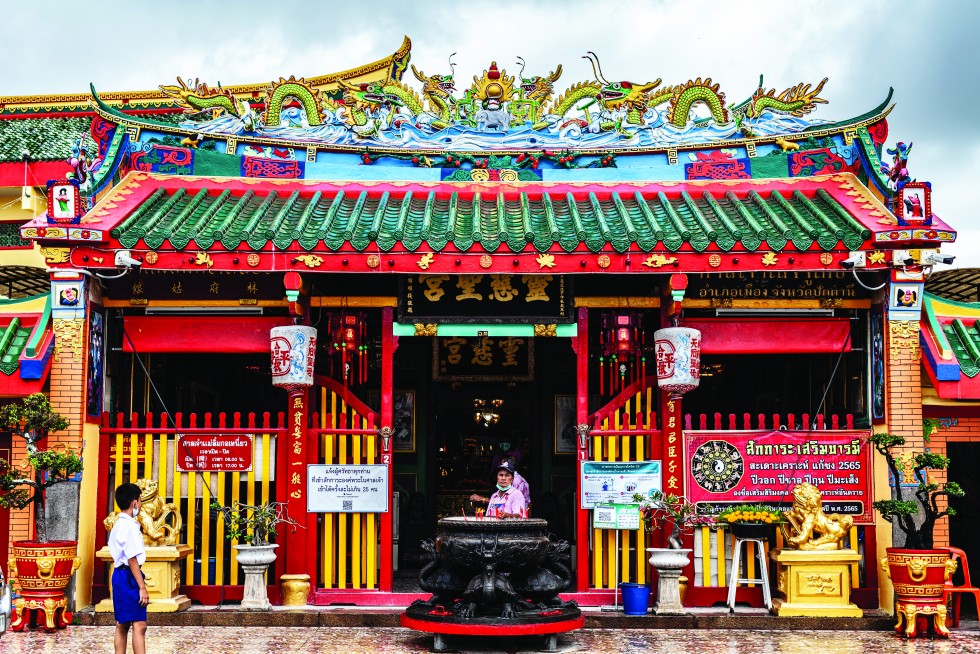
[726,537,772,612]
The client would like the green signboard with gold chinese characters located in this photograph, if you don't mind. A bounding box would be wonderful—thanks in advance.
[433,335,534,381]
[400,274,572,324]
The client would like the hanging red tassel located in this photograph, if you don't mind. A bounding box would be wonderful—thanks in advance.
[599,356,605,396]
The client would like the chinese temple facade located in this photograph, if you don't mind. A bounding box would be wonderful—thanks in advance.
[1,37,960,610]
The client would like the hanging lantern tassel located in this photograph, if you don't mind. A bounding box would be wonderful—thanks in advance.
[599,356,605,396]
[610,354,617,394]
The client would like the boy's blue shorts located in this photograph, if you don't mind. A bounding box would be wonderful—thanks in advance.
[112,565,147,624]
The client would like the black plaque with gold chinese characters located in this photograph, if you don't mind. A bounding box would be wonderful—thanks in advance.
[433,336,534,381]
[400,274,572,324]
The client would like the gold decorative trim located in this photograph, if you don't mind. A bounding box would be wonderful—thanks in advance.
[294,254,323,268]
[53,318,85,363]
[39,247,70,264]
[888,320,920,359]
[414,323,438,336]
[533,324,557,337]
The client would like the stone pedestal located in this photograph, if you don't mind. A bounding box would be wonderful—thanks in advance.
[95,545,192,613]
[646,548,692,616]
[770,548,862,617]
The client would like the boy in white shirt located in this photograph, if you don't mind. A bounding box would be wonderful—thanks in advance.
[108,482,148,654]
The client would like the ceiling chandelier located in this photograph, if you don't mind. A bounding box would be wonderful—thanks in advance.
[473,398,504,427]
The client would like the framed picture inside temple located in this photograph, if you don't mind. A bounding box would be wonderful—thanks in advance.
[433,336,534,382]
[393,390,416,453]
[554,394,577,454]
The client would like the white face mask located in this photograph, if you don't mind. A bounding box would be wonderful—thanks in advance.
[132,507,140,518]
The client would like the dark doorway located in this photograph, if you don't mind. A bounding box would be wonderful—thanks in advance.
[948,442,980,619]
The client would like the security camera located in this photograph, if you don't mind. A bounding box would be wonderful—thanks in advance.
[839,252,866,269]
[114,250,142,268]
[21,149,31,161]
[924,253,955,266]
[892,250,915,267]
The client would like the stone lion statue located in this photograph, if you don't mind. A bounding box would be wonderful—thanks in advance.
[104,478,182,546]
[780,482,853,551]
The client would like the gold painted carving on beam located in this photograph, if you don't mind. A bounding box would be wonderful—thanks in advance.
[39,247,70,264]
[53,318,85,363]
[294,254,323,268]
[642,254,676,268]
[888,320,920,359]
[414,323,438,336]
[536,253,556,269]
[533,324,557,337]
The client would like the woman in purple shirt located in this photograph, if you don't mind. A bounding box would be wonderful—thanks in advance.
[471,461,526,518]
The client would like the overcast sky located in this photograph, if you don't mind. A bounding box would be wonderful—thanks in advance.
[3,0,976,267]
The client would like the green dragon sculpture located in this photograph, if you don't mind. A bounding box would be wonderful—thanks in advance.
[160,77,241,118]
[663,78,729,128]
[511,59,563,125]
[263,76,325,127]
[334,79,424,136]
[742,77,828,118]
[411,64,456,130]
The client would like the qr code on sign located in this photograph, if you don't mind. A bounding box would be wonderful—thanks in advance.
[343,501,353,511]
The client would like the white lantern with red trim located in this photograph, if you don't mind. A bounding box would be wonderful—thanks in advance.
[270,325,317,389]
[653,327,701,396]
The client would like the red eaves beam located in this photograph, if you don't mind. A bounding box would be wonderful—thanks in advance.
[0,161,71,188]
[121,316,291,353]
[681,318,853,354]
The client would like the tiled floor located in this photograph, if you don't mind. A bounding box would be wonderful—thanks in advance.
[2,626,979,654]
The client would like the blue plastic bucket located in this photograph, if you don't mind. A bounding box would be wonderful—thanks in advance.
[619,582,651,615]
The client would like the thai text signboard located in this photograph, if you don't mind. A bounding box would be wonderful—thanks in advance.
[683,430,873,524]
[581,461,662,509]
[307,464,390,513]
[686,271,863,301]
[177,434,253,472]
[400,274,572,323]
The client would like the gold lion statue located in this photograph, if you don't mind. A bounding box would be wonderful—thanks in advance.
[780,482,853,550]
[104,478,182,546]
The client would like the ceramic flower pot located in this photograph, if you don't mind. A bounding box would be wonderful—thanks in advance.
[8,540,79,632]
[880,548,956,638]
[727,522,776,540]
[233,544,278,610]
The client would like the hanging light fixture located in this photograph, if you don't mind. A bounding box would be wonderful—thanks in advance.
[325,311,369,385]
[473,398,504,427]
[599,312,645,396]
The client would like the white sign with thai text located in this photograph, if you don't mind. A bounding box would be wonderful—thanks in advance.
[307,464,389,513]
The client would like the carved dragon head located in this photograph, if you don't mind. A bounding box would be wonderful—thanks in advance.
[412,60,456,100]
[517,57,563,103]
[582,52,660,109]
[337,79,405,109]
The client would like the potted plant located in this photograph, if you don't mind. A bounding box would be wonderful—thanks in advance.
[632,491,713,615]
[210,500,300,610]
[870,430,963,637]
[715,504,783,540]
[0,393,82,632]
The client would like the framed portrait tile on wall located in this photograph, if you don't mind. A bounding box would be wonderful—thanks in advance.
[393,390,416,453]
[554,394,577,454]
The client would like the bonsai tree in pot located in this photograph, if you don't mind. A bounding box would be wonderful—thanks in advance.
[870,431,962,550]
[0,394,81,543]
[632,490,712,615]
[870,429,964,638]
[210,500,300,610]
[0,393,83,632]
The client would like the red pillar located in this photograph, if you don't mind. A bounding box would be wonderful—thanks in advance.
[284,388,309,575]
[379,307,396,592]
[574,306,591,592]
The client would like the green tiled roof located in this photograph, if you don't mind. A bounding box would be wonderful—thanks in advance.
[111,187,872,253]
[0,112,187,162]
[943,319,980,378]
[0,317,29,376]
[0,116,96,162]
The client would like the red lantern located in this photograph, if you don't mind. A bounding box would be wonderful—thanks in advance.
[600,312,645,395]
[325,312,369,385]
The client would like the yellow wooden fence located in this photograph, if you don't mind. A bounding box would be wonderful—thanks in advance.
[103,412,282,589]
[315,386,380,591]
